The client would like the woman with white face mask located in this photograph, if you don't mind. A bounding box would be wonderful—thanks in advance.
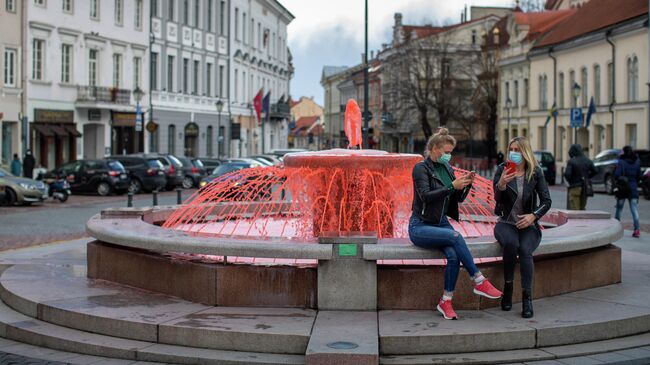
[409,128,502,320]
[493,137,552,318]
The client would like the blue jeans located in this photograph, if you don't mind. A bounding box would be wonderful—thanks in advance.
[408,215,480,292]
[615,198,640,231]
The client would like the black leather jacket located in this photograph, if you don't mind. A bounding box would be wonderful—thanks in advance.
[411,158,471,224]
[493,163,552,224]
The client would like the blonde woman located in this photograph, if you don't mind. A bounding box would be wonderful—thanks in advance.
[493,137,552,318]
[410,128,502,320]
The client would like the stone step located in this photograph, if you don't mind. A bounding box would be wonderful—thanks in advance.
[0,264,316,354]
[0,299,305,364]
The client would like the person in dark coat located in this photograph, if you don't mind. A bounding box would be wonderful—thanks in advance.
[563,144,597,210]
[496,151,505,166]
[614,146,642,237]
[22,149,35,179]
[10,154,21,176]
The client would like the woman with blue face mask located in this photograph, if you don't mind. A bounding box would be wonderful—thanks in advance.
[493,137,552,318]
[409,128,502,320]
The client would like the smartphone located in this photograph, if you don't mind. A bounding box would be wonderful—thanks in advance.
[505,161,516,174]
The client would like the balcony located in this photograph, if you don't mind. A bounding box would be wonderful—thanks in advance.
[77,86,131,104]
[270,102,291,119]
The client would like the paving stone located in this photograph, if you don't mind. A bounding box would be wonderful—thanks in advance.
[306,311,378,365]
[556,356,605,365]
[523,361,566,365]
[585,352,634,363]
[137,343,305,364]
[541,332,650,358]
[613,347,650,360]
[379,349,553,364]
[379,310,535,355]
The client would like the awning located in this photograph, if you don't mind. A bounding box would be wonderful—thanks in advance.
[49,125,68,137]
[33,124,54,137]
[63,124,82,137]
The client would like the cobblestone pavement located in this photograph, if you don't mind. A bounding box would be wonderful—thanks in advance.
[0,353,67,365]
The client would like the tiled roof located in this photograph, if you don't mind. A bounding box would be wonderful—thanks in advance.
[514,9,576,41]
[291,116,322,137]
[534,0,648,48]
[545,0,560,10]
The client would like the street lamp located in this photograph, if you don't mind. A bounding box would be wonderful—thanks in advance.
[505,97,512,149]
[215,99,224,158]
[572,82,581,142]
[133,86,145,154]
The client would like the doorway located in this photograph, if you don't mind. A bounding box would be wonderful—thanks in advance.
[184,122,199,157]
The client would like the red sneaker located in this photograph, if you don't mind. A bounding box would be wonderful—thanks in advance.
[474,279,503,299]
[437,299,458,320]
[633,230,640,238]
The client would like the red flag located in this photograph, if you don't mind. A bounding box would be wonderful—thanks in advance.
[253,89,263,124]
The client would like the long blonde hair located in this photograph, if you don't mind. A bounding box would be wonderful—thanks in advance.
[424,127,456,157]
[508,136,539,181]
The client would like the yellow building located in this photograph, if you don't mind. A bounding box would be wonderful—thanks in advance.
[290,96,324,122]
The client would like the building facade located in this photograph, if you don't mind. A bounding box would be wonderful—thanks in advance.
[229,0,293,157]
[149,0,230,159]
[320,65,351,149]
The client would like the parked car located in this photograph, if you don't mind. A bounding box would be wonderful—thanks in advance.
[199,160,272,200]
[109,155,167,194]
[198,158,222,173]
[199,160,264,189]
[250,154,282,166]
[0,167,48,205]
[0,185,5,203]
[269,148,309,161]
[534,151,556,185]
[176,156,208,189]
[48,159,129,196]
[642,169,650,200]
[592,149,650,194]
[134,154,184,190]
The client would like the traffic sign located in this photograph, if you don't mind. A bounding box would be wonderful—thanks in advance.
[570,108,583,129]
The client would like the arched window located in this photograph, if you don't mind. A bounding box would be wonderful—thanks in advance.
[593,64,601,105]
[627,56,639,102]
[168,124,176,154]
[581,67,588,107]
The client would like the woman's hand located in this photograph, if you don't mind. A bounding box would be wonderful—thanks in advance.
[498,170,517,190]
[516,214,536,229]
[452,174,473,190]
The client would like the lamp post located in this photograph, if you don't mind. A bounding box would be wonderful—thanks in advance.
[572,82,581,143]
[362,0,369,149]
[133,86,144,154]
[215,99,224,158]
[505,97,512,150]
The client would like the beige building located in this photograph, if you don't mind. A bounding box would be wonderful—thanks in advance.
[527,0,648,170]
[0,0,24,167]
[320,66,350,149]
[290,96,323,121]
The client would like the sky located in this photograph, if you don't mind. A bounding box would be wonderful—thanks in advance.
[282,0,516,105]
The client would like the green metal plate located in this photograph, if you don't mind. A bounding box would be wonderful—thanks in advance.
[338,244,358,257]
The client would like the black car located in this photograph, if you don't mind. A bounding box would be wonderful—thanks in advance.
[534,151,556,185]
[592,149,650,194]
[50,159,129,196]
[176,156,208,189]
[109,155,167,194]
[134,154,184,190]
[198,157,222,173]
[250,154,282,166]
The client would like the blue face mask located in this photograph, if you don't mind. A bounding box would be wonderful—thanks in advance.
[509,151,523,165]
[438,153,452,164]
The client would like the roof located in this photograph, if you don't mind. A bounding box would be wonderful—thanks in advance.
[513,9,576,41]
[291,116,322,137]
[545,0,561,10]
[322,66,348,79]
[534,0,648,48]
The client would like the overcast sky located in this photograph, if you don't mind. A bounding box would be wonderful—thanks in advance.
[282,0,515,105]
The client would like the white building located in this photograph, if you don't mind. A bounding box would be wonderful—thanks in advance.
[26,0,150,169]
[229,0,293,157]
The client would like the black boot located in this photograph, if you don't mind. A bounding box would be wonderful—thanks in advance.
[501,281,513,311]
[522,289,534,318]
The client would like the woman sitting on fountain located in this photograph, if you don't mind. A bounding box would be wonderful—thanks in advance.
[409,128,502,320]
[493,136,552,318]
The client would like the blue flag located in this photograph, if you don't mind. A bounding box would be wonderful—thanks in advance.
[544,102,558,127]
[585,96,596,128]
[262,91,271,120]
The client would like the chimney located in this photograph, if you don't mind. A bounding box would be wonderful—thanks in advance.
[394,13,403,27]
[370,50,375,59]
[464,5,468,21]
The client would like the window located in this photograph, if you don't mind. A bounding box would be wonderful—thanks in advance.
[151,0,158,17]
[219,65,224,97]
[114,0,123,25]
[258,22,261,48]
[569,70,576,107]
[183,0,189,25]
[194,0,199,27]
[150,52,158,90]
[182,58,189,93]
[218,126,225,156]
[234,68,238,101]
[207,0,214,32]
[242,71,246,100]
[32,39,44,81]
[220,1,225,35]
[504,81,510,105]
[61,44,72,84]
[167,55,174,91]
[243,12,247,44]
[89,49,98,86]
[3,49,16,87]
[626,124,637,148]
[33,0,45,6]
[90,0,99,19]
[235,8,239,40]
[628,56,639,102]
[607,62,614,104]
[112,53,122,87]
[133,57,141,88]
[581,67,588,107]
[251,18,255,47]
[542,75,548,109]
[559,72,565,108]
[471,30,476,45]
[168,125,176,154]
[62,0,72,12]
[167,0,174,21]
[594,64,601,105]
[207,126,213,156]
[134,0,143,29]
[206,63,212,96]
[514,80,519,107]
[193,60,199,94]
[523,78,528,107]
[6,0,16,12]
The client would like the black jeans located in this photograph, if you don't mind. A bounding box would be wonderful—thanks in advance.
[494,222,541,291]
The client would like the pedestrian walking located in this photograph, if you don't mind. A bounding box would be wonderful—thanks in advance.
[10,154,21,176]
[564,144,597,210]
[23,150,35,179]
[614,146,642,238]
[409,127,502,320]
[493,137,552,318]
